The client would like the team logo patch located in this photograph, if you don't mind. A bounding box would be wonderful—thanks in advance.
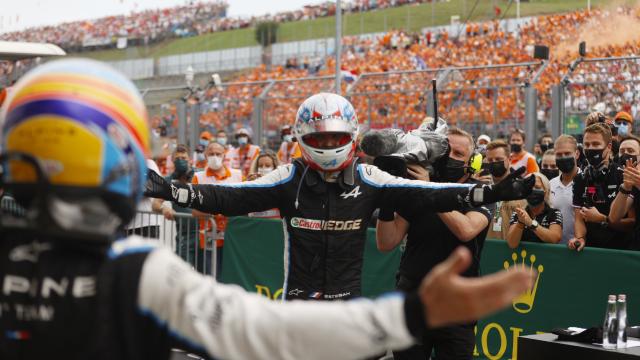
[290,217,362,231]
[340,186,362,199]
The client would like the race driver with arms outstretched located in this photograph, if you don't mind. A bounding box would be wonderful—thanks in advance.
[146,92,535,301]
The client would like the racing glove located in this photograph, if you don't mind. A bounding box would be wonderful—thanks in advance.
[144,169,196,207]
[468,167,534,206]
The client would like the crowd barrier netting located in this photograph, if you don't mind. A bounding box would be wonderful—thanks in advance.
[221,216,640,360]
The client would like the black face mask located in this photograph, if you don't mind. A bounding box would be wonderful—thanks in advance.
[556,156,576,174]
[541,168,559,180]
[526,189,546,207]
[540,143,553,153]
[441,158,467,183]
[487,161,508,178]
[584,148,606,168]
[619,153,639,167]
[510,143,522,153]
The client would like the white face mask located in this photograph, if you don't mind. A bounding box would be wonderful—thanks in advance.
[217,137,227,146]
[283,135,293,143]
[207,155,223,170]
[257,167,274,176]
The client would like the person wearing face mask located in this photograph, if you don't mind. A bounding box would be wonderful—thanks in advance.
[191,142,243,276]
[549,135,581,244]
[614,111,634,137]
[227,128,261,177]
[247,152,282,219]
[476,134,491,157]
[536,134,554,166]
[277,125,302,164]
[152,144,199,266]
[610,136,640,250]
[506,173,563,247]
[376,128,495,360]
[540,150,559,182]
[215,129,233,166]
[484,140,528,240]
[509,129,539,176]
[569,123,633,252]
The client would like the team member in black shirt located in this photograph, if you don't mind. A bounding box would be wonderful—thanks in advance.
[569,123,634,251]
[507,172,562,247]
[609,136,640,250]
[376,127,493,360]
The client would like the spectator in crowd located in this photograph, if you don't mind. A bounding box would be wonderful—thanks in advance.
[614,111,634,137]
[610,136,640,250]
[277,125,301,164]
[509,129,539,176]
[507,172,563,247]
[485,140,527,240]
[540,149,559,182]
[535,133,554,165]
[192,142,243,276]
[476,134,491,156]
[549,135,581,244]
[247,151,280,181]
[377,127,493,360]
[228,128,260,177]
[247,151,281,219]
[569,123,633,251]
[216,129,234,167]
[153,144,199,265]
[618,136,640,166]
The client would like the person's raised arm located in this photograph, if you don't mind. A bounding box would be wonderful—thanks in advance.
[376,213,410,252]
[138,246,533,360]
[363,165,534,214]
[506,210,524,249]
[437,210,490,242]
[144,164,294,216]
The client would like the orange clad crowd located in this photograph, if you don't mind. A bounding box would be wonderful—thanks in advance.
[176,6,640,137]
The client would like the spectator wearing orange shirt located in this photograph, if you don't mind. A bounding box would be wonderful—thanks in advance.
[227,128,260,177]
[509,129,539,176]
[277,125,302,164]
[192,142,243,276]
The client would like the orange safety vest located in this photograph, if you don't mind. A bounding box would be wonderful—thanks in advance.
[228,144,260,176]
[277,141,301,164]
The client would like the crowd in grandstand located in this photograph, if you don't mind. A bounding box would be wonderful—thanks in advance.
[0,0,448,52]
[175,6,640,139]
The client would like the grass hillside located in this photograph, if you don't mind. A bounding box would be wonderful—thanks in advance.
[79,0,630,62]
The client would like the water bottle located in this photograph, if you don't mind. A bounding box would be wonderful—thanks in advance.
[603,294,617,349]
[618,294,628,349]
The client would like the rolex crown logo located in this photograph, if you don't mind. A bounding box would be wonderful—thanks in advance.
[503,250,544,314]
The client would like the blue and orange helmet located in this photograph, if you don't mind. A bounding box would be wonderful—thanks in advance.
[0,58,150,238]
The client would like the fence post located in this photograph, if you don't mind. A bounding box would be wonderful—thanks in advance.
[177,100,187,146]
[189,101,201,150]
[524,85,537,152]
[252,98,265,148]
[550,84,564,141]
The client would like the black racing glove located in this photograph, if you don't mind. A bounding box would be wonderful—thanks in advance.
[144,169,196,207]
[469,167,534,206]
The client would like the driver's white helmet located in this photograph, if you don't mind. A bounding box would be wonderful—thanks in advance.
[294,93,359,171]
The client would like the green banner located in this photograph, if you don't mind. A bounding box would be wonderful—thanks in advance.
[221,217,640,360]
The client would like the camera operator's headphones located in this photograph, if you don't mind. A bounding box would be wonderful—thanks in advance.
[468,152,483,174]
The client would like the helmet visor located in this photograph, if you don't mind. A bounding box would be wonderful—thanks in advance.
[302,132,352,150]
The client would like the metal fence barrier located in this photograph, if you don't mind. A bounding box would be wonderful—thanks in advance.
[0,197,218,279]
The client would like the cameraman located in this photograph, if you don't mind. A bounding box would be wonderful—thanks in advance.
[569,123,632,251]
[376,128,493,360]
